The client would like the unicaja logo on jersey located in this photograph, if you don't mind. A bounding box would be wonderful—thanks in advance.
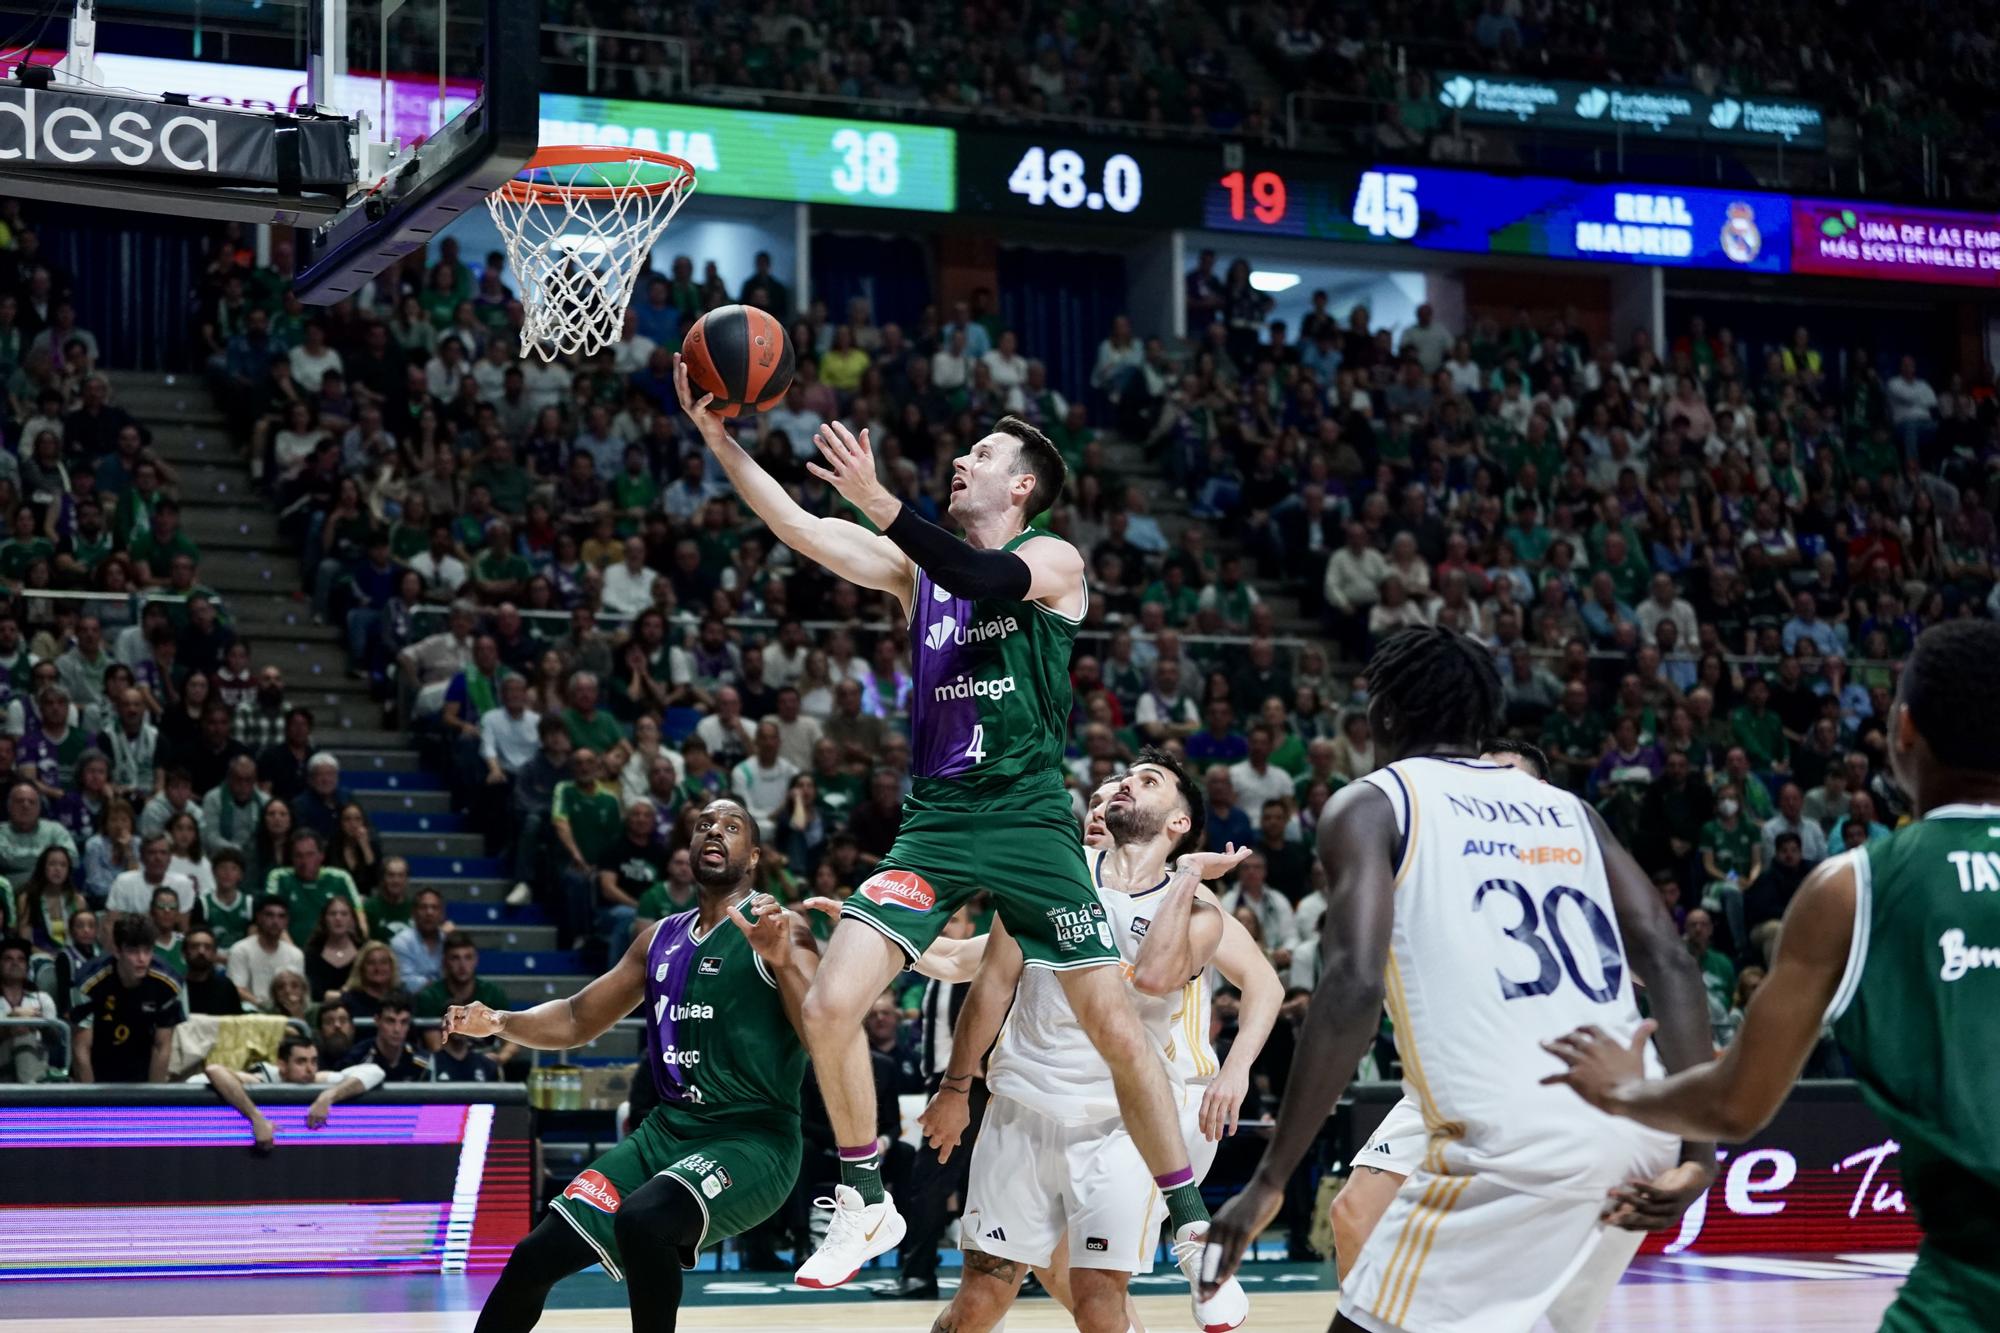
[563,1170,621,1212]
[860,869,937,912]
[933,673,1018,702]
[1938,928,2000,982]
[925,614,1018,652]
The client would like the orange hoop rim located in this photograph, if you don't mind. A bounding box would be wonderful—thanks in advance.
[495,146,698,204]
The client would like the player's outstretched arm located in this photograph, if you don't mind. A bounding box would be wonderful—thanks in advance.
[729,894,822,1041]
[808,419,1085,609]
[443,922,655,1050]
[673,356,913,605]
[1130,849,1243,997]
[1587,805,1719,1157]
[1200,782,1399,1295]
[1543,854,1857,1143]
[1200,905,1285,1141]
[920,919,1024,1163]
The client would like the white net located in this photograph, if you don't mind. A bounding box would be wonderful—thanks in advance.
[485,152,696,361]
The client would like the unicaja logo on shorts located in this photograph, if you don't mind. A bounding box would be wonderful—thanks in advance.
[859,869,937,912]
[563,1169,621,1212]
[933,673,1018,702]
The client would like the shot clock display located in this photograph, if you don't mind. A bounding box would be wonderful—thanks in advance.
[1202,163,1792,274]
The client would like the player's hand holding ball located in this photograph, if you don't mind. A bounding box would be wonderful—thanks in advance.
[444,1001,506,1041]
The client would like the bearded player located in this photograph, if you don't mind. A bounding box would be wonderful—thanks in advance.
[920,751,1250,1332]
[675,359,1226,1310]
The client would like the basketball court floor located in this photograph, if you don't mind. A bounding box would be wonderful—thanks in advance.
[1,1255,1908,1331]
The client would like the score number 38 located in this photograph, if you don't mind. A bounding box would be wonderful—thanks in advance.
[831,128,901,198]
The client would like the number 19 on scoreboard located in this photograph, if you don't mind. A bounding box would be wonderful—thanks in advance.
[1352,170,1420,240]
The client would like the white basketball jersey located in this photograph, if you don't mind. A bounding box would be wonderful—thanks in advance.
[1361,756,1669,1198]
[1168,967,1218,1087]
[986,851,1191,1124]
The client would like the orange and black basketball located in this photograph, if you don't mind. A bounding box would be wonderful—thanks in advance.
[681,304,794,418]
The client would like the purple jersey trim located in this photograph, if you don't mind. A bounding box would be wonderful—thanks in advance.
[908,569,981,780]
[643,912,700,1103]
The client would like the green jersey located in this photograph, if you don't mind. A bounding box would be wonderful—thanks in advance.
[266,865,363,945]
[1830,809,2000,1285]
[906,532,1078,801]
[196,888,253,951]
[641,902,804,1118]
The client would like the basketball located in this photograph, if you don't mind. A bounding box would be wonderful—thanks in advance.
[681,303,794,417]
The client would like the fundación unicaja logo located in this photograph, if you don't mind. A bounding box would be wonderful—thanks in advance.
[1574,88,1610,119]
[925,616,958,651]
[1708,98,1743,130]
[1438,76,1474,109]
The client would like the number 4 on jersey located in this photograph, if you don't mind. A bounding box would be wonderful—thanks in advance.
[965,724,986,765]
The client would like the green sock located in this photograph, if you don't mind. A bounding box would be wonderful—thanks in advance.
[838,1145,886,1206]
[1163,1180,1210,1233]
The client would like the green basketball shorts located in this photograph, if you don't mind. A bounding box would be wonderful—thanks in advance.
[841,780,1120,972]
[547,1103,800,1279]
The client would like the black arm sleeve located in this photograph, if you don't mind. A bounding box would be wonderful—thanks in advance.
[884,504,1034,601]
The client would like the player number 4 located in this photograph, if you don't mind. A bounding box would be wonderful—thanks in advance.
[965,724,986,765]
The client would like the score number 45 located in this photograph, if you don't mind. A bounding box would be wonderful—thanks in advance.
[1352,170,1420,239]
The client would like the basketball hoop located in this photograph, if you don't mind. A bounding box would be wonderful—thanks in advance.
[485,146,697,361]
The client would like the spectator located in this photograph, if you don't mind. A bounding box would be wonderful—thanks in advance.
[1228,723,1294,813]
[201,754,267,857]
[504,715,572,907]
[548,747,623,949]
[339,989,429,1082]
[72,913,182,1083]
[1683,908,1735,1023]
[231,665,291,754]
[848,768,905,869]
[266,827,365,946]
[105,831,195,926]
[256,707,317,804]
[1761,782,1829,862]
[226,895,303,1007]
[389,887,450,991]
[1202,767,1255,853]
[1219,853,1295,966]
[338,939,403,1019]
[194,848,252,951]
[0,778,75,883]
[732,721,800,840]
[178,927,241,1016]
[289,752,351,843]
[415,935,514,1059]
[0,934,58,1083]
[196,1035,387,1151]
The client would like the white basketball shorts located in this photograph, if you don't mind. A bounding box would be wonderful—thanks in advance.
[961,1093,1167,1275]
[1337,1130,1675,1333]
[1353,1095,1429,1177]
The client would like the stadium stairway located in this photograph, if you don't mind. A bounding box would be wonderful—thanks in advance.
[118,374,638,1090]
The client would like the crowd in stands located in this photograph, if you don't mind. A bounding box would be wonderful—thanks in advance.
[551,0,1275,139]
[1230,0,2000,198]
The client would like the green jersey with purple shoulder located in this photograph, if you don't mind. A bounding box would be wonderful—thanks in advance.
[907,530,1078,798]
[840,530,1120,974]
